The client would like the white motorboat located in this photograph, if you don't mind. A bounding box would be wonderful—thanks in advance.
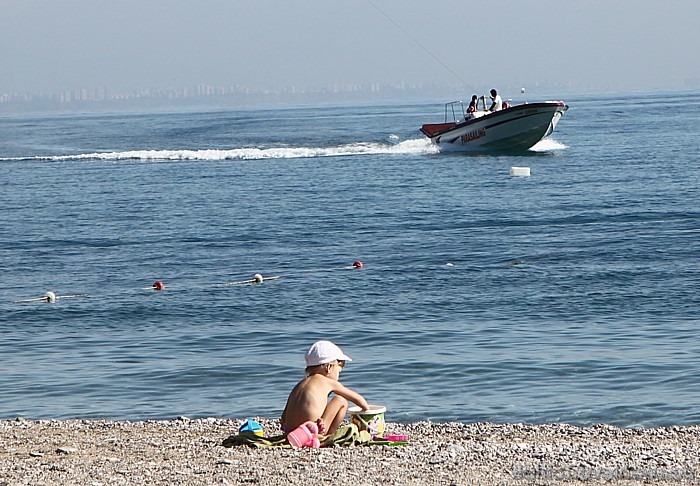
[420,99,568,152]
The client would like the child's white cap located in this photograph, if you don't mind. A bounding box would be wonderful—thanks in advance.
[305,340,352,367]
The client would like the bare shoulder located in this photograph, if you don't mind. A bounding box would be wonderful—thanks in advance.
[291,374,330,392]
[306,373,334,388]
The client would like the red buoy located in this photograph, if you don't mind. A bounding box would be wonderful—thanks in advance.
[153,281,165,291]
[352,261,363,269]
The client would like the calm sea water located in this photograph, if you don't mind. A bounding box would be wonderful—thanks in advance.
[1,91,699,427]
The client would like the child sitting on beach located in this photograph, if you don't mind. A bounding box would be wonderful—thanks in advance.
[281,340,370,436]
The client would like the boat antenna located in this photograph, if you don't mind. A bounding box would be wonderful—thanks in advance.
[364,0,476,92]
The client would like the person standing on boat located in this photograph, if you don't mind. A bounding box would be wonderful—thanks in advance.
[488,89,503,112]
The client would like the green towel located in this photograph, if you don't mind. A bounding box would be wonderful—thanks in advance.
[222,424,373,449]
[222,431,290,448]
[321,423,373,447]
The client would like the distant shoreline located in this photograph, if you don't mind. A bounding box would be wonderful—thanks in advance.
[2,418,698,484]
[2,86,698,117]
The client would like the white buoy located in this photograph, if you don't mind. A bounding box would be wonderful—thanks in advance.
[510,166,531,177]
[253,274,264,284]
[521,87,525,93]
[45,291,57,303]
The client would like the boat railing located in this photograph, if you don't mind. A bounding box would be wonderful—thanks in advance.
[443,94,517,123]
[443,101,466,123]
[444,96,492,123]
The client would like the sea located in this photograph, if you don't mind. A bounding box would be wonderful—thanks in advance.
[1,90,699,428]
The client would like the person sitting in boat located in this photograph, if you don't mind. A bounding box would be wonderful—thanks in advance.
[467,95,478,114]
[488,89,503,112]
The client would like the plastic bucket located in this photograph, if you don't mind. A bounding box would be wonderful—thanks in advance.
[348,405,386,437]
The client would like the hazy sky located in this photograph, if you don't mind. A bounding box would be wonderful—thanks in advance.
[3,0,699,94]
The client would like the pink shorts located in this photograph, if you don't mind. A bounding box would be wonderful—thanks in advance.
[283,418,326,435]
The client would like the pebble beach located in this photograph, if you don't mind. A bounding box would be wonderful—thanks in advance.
[2,418,699,485]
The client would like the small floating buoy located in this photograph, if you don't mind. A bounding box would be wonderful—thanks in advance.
[12,291,87,304]
[352,261,364,269]
[521,87,525,94]
[152,281,165,291]
[446,263,454,267]
[509,166,531,177]
[212,274,280,286]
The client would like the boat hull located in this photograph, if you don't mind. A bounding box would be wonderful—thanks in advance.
[421,101,568,152]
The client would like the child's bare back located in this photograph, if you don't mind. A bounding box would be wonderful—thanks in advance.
[282,374,338,431]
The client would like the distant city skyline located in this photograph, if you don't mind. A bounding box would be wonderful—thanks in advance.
[3,77,699,114]
[0,77,615,100]
[2,1,698,100]
[5,77,685,113]
[0,81,438,111]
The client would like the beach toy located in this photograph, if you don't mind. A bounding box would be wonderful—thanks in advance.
[287,421,320,448]
[383,435,408,442]
[349,405,386,437]
[369,434,409,446]
[238,419,264,437]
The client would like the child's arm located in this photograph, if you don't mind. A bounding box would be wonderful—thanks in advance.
[332,381,370,410]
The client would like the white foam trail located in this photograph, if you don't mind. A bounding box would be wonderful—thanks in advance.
[2,138,438,163]
[530,138,568,152]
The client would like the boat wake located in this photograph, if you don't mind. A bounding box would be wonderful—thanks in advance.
[1,138,438,163]
[530,138,568,152]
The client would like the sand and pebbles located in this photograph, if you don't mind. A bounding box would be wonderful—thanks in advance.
[2,417,699,485]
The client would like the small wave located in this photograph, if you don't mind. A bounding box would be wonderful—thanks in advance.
[1,139,438,163]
